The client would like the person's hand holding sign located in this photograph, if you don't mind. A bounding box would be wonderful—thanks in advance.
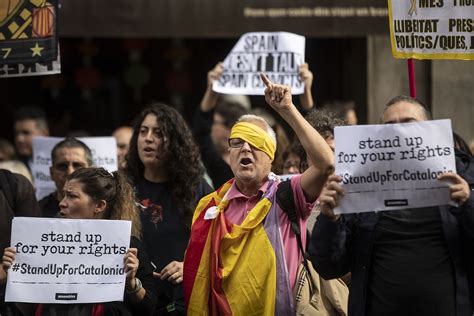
[207,62,224,88]
[0,247,16,284]
[299,63,313,89]
[438,172,471,205]
[319,175,343,222]
[124,248,146,301]
[201,62,224,112]
[298,63,314,110]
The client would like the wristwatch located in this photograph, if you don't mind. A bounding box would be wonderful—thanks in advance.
[126,278,143,294]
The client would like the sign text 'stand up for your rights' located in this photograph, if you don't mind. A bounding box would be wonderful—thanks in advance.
[334,119,456,214]
[6,218,131,304]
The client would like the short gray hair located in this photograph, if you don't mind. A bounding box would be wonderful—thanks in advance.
[383,95,432,121]
[237,114,277,146]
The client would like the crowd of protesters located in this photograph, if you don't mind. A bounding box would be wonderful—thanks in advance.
[0,62,473,316]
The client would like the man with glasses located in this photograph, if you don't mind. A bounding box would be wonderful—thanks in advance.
[39,138,92,217]
[184,74,334,315]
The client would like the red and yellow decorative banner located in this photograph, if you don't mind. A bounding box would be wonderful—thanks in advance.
[0,0,58,65]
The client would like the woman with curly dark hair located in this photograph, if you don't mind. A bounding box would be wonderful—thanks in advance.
[124,103,212,315]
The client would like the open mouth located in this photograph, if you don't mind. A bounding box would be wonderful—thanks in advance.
[240,157,253,166]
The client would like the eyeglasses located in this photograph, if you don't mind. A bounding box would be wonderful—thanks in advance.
[53,162,87,172]
[228,138,247,149]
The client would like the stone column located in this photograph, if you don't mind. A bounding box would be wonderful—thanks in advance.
[366,35,430,124]
[431,60,474,143]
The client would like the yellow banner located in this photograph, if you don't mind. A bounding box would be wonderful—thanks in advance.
[387,0,473,60]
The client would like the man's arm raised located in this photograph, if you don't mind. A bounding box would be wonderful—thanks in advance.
[261,73,334,200]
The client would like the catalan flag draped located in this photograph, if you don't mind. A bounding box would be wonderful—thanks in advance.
[183,178,294,316]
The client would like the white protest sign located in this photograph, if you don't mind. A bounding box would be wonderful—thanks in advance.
[6,218,131,304]
[32,136,118,200]
[334,119,456,214]
[213,32,305,95]
[388,0,474,60]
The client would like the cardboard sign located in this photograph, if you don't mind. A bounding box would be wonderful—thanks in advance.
[6,218,131,304]
[388,0,474,60]
[32,136,118,200]
[334,119,456,214]
[213,32,305,95]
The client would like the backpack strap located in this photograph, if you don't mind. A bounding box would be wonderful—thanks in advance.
[0,169,17,213]
[276,180,312,277]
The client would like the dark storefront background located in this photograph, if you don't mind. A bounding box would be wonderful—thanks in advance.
[0,0,388,140]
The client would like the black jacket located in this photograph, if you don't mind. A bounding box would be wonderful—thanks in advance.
[309,154,474,316]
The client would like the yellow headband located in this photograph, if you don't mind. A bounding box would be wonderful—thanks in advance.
[230,122,276,160]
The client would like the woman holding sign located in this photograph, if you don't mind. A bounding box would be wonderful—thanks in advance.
[124,103,212,315]
[1,167,156,315]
